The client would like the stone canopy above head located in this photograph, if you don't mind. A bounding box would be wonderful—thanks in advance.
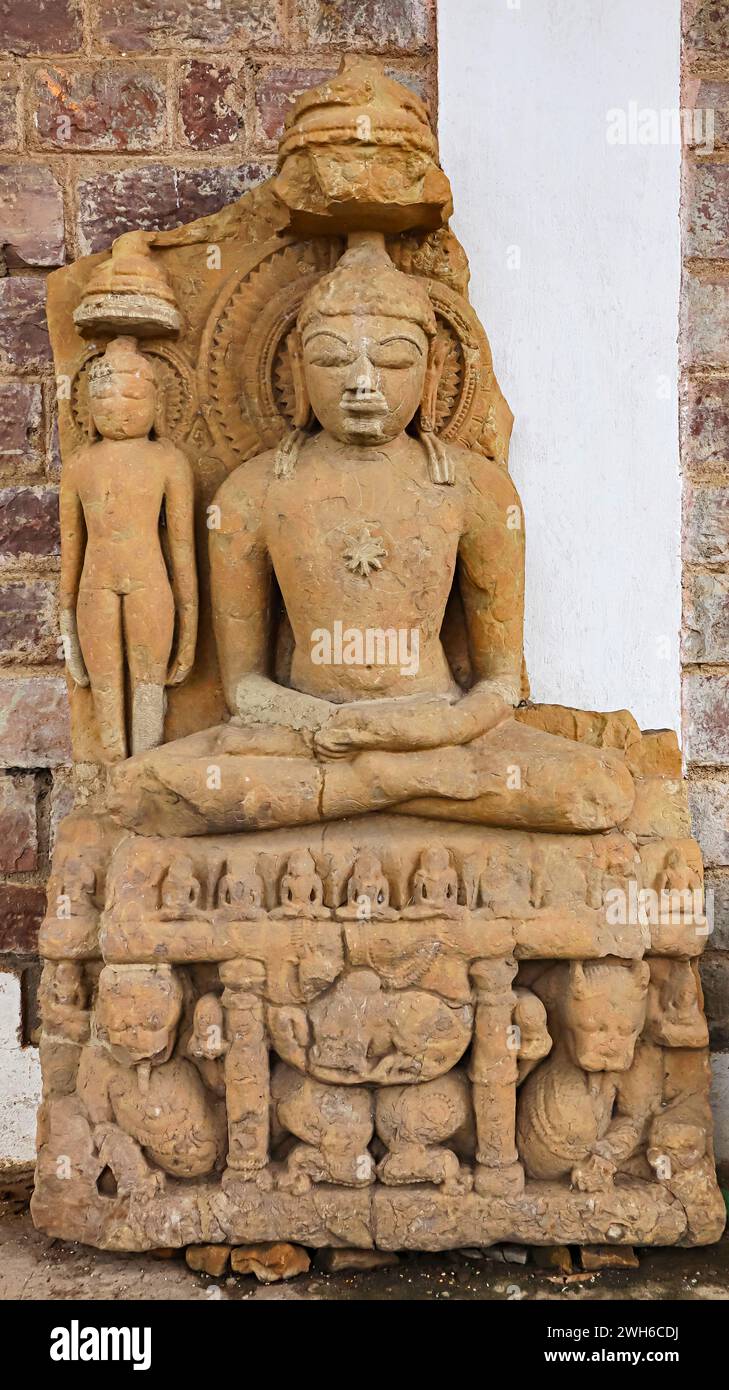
[274,55,454,235]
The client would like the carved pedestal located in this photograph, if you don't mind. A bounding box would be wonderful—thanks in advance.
[33,776,725,1252]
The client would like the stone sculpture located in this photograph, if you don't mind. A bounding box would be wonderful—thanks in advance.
[33,58,724,1256]
[59,336,198,761]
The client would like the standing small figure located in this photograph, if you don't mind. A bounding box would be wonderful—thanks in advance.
[60,336,198,761]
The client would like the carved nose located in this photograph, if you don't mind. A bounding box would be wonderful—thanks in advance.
[343,353,381,398]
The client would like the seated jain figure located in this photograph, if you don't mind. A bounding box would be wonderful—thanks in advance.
[110,234,634,838]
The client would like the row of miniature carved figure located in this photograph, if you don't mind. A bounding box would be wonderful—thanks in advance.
[37,954,717,1231]
[53,841,703,926]
[149,844,700,921]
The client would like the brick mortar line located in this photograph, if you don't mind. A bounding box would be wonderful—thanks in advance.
[684,57,729,82]
[683,365,729,381]
[681,661,729,674]
[682,562,729,576]
[683,256,729,277]
[0,43,437,63]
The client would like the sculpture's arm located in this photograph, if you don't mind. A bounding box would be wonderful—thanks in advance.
[58,453,90,687]
[596,1045,659,1165]
[163,447,199,686]
[210,459,335,732]
[453,457,526,733]
[571,1044,660,1190]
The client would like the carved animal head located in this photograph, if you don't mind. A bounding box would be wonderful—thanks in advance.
[96,964,183,1068]
[563,959,649,1072]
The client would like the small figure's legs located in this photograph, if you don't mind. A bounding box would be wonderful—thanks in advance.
[271,1063,374,1190]
[123,584,174,755]
[131,683,167,755]
[93,1121,166,1199]
[76,586,127,761]
[375,1072,474,1194]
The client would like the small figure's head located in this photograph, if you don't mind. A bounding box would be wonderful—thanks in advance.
[164,855,197,885]
[354,851,385,882]
[188,992,228,1061]
[563,959,649,1072]
[294,234,440,447]
[96,964,182,1068]
[513,988,552,1079]
[287,849,317,878]
[52,961,85,1009]
[420,845,451,877]
[645,959,708,1049]
[88,336,156,441]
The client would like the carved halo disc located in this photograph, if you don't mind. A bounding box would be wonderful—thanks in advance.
[68,341,195,446]
[198,236,511,471]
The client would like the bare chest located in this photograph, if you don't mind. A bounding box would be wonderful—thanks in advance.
[264,464,463,631]
[76,449,166,528]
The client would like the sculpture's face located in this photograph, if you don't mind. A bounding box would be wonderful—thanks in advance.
[564,965,648,1072]
[567,1003,644,1072]
[97,968,181,1067]
[89,367,155,441]
[301,313,429,446]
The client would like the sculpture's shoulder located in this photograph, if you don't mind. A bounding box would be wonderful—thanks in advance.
[451,444,524,521]
[155,436,194,477]
[212,449,277,534]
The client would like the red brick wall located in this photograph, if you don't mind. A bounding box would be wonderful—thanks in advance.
[0,0,438,1051]
[681,1,729,1056]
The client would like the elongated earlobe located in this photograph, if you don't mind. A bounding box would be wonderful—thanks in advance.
[418,334,453,484]
[288,328,311,430]
[153,381,164,439]
[419,334,447,434]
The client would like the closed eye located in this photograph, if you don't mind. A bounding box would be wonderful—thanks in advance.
[370,335,424,369]
[309,350,356,368]
[303,330,355,369]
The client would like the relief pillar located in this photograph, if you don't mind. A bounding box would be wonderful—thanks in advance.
[219,959,269,1176]
[468,956,524,1198]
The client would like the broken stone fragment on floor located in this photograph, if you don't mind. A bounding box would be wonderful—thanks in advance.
[532,1245,573,1274]
[499,1243,529,1265]
[580,1245,639,1271]
[230,1242,310,1283]
[315,1248,399,1274]
[186,1244,231,1277]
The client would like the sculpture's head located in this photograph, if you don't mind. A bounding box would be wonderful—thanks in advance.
[51,962,85,1009]
[96,964,183,1068]
[563,959,649,1072]
[294,233,440,447]
[88,336,156,441]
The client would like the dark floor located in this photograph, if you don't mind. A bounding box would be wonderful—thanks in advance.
[2,1181,729,1301]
